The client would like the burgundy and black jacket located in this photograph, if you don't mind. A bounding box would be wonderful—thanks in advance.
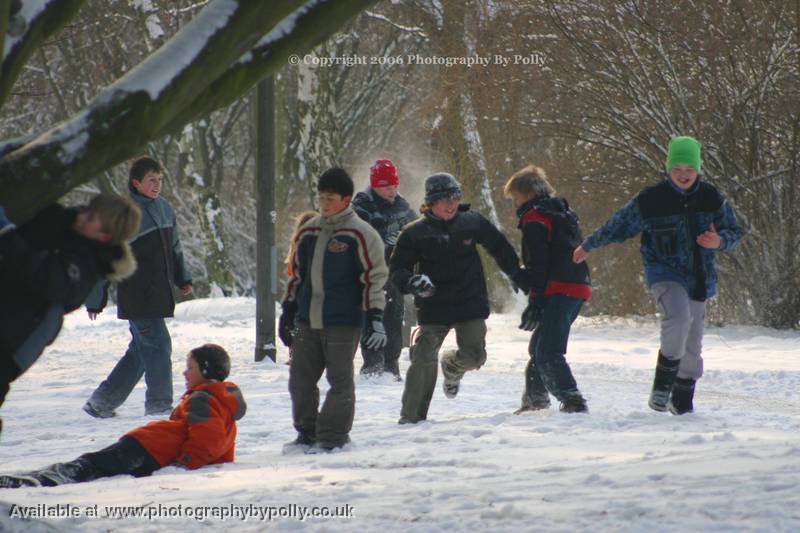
[517,196,591,302]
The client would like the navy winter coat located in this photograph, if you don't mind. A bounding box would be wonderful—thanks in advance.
[86,190,191,319]
[352,188,418,261]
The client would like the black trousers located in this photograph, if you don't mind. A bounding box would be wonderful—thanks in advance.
[0,360,21,410]
[28,436,160,486]
[360,283,404,371]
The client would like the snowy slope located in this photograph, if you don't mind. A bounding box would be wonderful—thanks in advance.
[2,297,800,532]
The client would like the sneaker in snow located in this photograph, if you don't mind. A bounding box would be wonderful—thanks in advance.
[305,437,350,454]
[0,474,40,488]
[282,432,315,455]
[145,408,173,417]
[442,377,459,399]
[82,401,116,419]
[514,401,551,415]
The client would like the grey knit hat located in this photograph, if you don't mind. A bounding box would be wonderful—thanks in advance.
[424,173,462,205]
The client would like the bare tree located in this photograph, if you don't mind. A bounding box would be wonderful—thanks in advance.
[539,0,799,326]
[0,0,379,223]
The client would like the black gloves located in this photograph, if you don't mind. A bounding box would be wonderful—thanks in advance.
[278,301,298,347]
[519,296,545,331]
[511,269,532,294]
[362,308,387,350]
[407,274,435,298]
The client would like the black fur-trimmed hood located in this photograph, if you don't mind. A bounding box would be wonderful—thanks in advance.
[108,241,137,282]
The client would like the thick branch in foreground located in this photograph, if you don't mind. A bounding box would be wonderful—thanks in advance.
[158,0,380,138]
[0,0,305,221]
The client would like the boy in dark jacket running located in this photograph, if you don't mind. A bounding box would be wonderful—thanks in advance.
[279,168,388,451]
[0,195,140,432]
[0,344,246,488]
[504,165,592,414]
[84,156,193,418]
[352,159,418,378]
[574,136,744,414]
[391,173,528,424]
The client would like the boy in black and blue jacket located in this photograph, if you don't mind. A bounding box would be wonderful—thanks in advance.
[574,136,744,414]
[84,156,193,418]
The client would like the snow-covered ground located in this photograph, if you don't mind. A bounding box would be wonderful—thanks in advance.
[2,297,800,532]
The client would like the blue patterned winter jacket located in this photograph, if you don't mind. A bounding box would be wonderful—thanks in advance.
[582,178,744,300]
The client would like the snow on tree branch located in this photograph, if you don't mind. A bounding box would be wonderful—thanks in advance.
[0,0,378,223]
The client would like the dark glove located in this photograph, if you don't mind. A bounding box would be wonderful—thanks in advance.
[0,206,15,233]
[363,308,387,350]
[511,269,531,294]
[519,296,545,331]
[278,301,298,347]
[407,274,435,298]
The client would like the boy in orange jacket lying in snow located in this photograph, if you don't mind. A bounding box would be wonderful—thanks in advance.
[0,344,246,488]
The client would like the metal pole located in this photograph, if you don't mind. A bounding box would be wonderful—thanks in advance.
[254,76,277,362]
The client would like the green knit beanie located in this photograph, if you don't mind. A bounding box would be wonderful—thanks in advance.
[665,136,702,172]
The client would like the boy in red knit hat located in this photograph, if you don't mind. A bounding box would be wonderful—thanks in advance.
[0,344,246,488]
[352,159,418,379]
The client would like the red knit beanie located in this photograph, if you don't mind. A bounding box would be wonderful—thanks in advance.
[370,159,399,187]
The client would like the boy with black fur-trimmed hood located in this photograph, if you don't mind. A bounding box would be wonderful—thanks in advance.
[0,194,140,430]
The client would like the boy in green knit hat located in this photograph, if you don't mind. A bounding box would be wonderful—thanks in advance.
[573,136,744,415]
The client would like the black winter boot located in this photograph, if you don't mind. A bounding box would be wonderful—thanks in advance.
[668,377,696,415]
[559,394,588,413]
[648,351,680,412]
[515,359,551,414]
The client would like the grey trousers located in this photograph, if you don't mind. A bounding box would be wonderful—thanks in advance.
[400,319,487,422]
[650,281,705,380]
[288,324,361,447]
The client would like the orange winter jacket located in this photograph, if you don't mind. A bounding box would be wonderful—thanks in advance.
[126,381,247,469]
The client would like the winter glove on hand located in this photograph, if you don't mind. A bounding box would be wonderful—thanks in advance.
[363,308,387,350]
[278,301,298,348]
[519,296,545,331]
[0,206,15,235]
[407,274,435,298]
[511,269,532,294]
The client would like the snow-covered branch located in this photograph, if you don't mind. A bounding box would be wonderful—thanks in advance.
[0,0,377,223]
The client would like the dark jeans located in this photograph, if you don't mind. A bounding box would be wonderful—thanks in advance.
[88,318,173,415]
[360,283,404,371]
[289,324,361,447]
[523,295,583,404]
[25,436,160,486]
